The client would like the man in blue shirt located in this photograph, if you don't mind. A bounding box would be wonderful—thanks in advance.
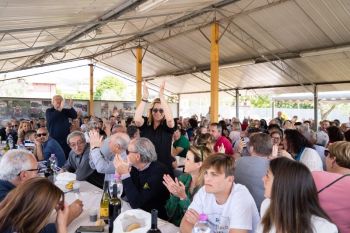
[34,127,66,167]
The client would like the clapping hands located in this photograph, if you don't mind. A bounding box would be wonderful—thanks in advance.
[162,174,186,200]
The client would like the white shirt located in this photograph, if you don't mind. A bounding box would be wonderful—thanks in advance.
[189,183,259,233]
[300,147,323,171]
[256,199,338,233]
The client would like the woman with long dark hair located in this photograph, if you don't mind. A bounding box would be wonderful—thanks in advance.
[258,157,337,233]
[0,177,69,233]
[283,129,323,171]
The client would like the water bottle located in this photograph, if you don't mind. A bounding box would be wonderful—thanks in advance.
[7,134,13,149]
[49,154,57,181]
[192,214,211,233]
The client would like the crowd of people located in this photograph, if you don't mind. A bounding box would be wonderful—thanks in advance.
[0,82,349,233]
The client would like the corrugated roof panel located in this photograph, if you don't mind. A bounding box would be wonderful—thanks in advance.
[0,0,123,29]
[149,31,212,66]
[249,1,332,51]
[296,0,350,43]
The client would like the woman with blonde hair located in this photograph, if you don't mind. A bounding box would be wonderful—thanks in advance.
[313,141,350,233]
[17,120,33,145]
[134,81,176,174]
[0,177,69,233]
[163,145,211,226]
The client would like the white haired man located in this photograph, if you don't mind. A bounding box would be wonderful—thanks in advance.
[0,149,83,225]
[114,137,170,220]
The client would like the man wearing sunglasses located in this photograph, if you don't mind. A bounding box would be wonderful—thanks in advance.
[34,127,66,167]
[0,149,83,226]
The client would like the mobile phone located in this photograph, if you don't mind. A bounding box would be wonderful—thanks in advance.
[24,140,35,147]
[75,226,104,233]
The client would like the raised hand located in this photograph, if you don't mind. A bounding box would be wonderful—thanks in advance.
[142,82,149,100]
[88,131,103,149]
[218,143,225,153]
[159,81,165,99]
[68,99,73,108]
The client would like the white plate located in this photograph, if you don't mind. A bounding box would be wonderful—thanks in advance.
[55,180,80,193]
[113,209,151,233]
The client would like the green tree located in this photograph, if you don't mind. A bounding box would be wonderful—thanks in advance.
[94,76,126,100]
[249,95,271,108]
[63,91,90,100]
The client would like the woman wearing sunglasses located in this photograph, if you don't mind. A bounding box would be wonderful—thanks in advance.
[134,81,176,175]
[0,177,69,233]
[312,141,350,233]
[258,157,337,233]
[163,145,211,226]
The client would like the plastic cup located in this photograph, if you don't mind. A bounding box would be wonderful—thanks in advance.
[89,209,98,222]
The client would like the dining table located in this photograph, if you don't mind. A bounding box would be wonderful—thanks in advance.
[65,181,179,233]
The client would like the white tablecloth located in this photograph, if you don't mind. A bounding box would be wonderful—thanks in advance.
[65,181,179,233]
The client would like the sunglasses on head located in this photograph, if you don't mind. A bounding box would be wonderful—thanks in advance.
[152,108,164,114]
[36,133,47,137]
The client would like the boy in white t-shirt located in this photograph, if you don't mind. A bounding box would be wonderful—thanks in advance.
[180,153,259,233]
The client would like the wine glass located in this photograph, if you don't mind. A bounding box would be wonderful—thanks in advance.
[108,179,123,198]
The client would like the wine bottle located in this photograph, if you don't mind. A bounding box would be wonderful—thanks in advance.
[108,184,122,233]
[147,209,162,233]
[100,181,110,221]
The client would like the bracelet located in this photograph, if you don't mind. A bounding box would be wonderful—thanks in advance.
[141,98,148,103]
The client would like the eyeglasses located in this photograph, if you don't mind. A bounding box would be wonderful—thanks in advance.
[17,167,40,176]
[11,125,18,127]
[324,149,330,157]
[152,108,164,114]
[126,149,138,154]
[69,141,85,148]
[36,133,47,137]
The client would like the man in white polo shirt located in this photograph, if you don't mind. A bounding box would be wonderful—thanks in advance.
[180,153,259,233]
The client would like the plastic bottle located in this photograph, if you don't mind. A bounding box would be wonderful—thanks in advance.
[7,134,13,149]
[192,214,211,233]
[49,154,57,181]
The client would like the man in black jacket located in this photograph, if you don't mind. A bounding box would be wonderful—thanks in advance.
[45,95,77,157]
[114,137,170,220]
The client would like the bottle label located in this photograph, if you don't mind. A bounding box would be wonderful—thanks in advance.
[100,208,108,219]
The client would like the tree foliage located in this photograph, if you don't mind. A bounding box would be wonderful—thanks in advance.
[94,76,126,100]
[249,95,271,108]
[275,101,313,109]
[63,91,90,100]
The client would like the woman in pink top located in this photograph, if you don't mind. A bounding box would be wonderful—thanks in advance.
[312,141,350,233]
